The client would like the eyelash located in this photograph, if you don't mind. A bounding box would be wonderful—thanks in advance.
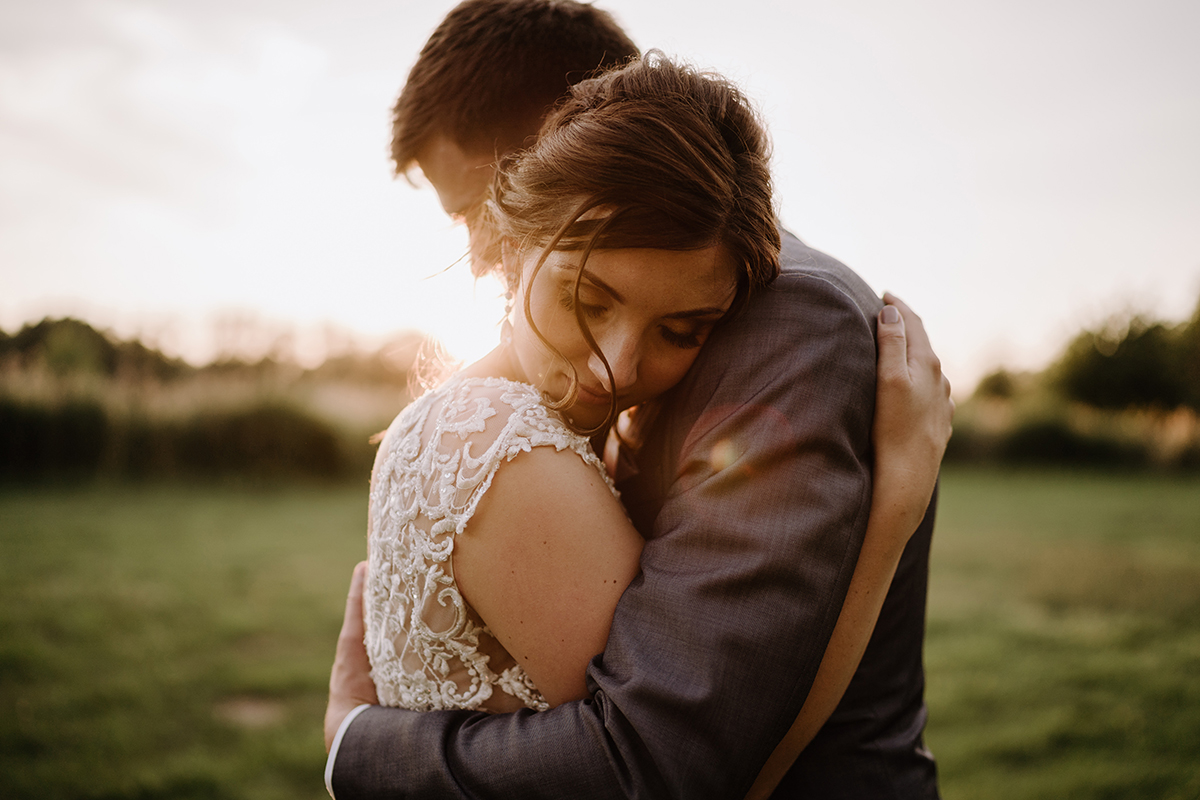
[660,328,703,349]
[558,286,607,320]
[557,287,705,350]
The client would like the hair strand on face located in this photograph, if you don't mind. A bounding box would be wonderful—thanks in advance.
[490,51,781,434]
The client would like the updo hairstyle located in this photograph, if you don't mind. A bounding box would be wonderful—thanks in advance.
[481,52,781,431]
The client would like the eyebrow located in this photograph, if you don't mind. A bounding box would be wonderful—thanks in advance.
[572,269,734,319]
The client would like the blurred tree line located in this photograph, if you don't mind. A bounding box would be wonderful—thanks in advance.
[4,294,1199,482]
[949,294,1200,470]
[0,318,429,482]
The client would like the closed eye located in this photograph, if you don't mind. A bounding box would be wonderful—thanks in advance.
[559,286,608,320]
[659,325,704,349]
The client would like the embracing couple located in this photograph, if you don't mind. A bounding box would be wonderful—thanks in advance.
[324,1,953,798]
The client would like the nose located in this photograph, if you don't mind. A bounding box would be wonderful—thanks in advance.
[588,329,639,394]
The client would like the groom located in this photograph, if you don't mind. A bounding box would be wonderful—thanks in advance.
[326,1,941,797]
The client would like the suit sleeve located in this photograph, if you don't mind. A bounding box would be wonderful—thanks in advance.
[330,274,878,799]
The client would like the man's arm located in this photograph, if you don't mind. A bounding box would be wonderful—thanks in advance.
[744,294,952,798]
[329,261,882,799]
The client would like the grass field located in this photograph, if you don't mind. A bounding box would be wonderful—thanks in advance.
[0,482,366,800]
[926,469,1200,800]
[2,468,1199,799]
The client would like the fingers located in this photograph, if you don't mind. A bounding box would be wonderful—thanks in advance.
[888,293,931,359]
[331,561,376,698]
[881,291,921,323]
[876,300,909,385]
[882,292,937,370]
[326,561,377,751]
[340,561,368,643]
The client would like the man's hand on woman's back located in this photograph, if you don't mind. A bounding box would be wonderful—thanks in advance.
[325,562,377,752]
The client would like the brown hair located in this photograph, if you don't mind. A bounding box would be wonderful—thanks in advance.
[391,0,638,178]
[486,52,781,432]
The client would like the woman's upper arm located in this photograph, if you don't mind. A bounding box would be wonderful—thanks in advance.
[452,445,644,708]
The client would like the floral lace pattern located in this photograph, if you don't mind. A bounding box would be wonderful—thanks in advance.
[364,374,613,712]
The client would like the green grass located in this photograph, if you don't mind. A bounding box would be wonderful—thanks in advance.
[926,468,1200,799]
[0,482,367,800]
[2,469,1199,798]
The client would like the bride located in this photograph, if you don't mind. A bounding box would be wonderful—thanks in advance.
[339,52,951,796]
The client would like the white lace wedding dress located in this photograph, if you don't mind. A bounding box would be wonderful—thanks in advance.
[364,373,614,713]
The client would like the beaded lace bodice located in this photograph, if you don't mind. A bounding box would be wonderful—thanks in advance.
[364,374,614,713]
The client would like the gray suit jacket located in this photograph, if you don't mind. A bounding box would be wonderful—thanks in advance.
[330,232,940,798]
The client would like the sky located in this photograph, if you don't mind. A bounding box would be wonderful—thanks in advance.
[1,0,1197,390]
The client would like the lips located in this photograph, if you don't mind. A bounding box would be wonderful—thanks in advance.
[574,383,613,406]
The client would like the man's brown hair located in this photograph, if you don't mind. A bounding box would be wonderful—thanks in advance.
[391,0,638,178]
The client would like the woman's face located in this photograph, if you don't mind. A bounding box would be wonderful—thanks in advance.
[506,244,739,431]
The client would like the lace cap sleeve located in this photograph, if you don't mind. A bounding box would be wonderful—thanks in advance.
[364,374,613,713]
[415,376,611,530]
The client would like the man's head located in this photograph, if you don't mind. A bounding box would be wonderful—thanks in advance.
[392,0,638,222]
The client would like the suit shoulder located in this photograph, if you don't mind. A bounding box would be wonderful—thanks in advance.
[717,230,880,354]
[672,232,880,422]
[771,229,881,323]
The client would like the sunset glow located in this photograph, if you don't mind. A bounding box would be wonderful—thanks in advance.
[2,0,1197,388]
